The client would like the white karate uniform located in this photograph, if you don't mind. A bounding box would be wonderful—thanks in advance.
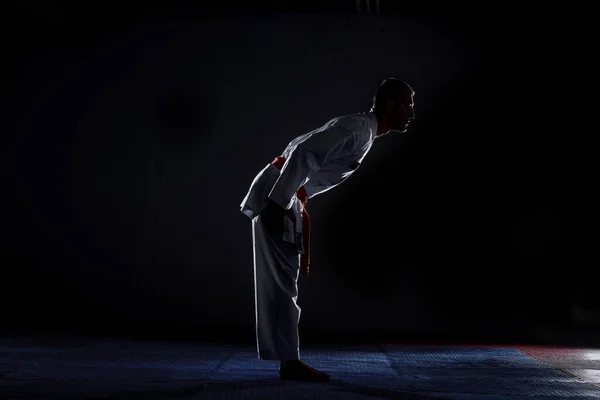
[240,112,378,361]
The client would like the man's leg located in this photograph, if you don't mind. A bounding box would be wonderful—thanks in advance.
[252,213,302,361]
[251,205,331,381]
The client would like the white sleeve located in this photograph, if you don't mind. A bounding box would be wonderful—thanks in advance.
[268,126,355,209]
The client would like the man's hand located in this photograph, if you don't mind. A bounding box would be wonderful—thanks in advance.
[261,199,288,235]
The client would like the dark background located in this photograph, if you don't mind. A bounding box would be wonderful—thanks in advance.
[2,2,597,346]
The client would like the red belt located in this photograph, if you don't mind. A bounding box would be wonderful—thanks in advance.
[271,155,310,276]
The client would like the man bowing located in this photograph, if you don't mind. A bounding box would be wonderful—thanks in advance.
[240,77,415,381]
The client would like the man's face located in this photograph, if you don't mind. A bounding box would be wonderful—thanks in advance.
[386,93,415,133]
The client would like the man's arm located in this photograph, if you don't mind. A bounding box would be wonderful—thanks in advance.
[268,126,355,210]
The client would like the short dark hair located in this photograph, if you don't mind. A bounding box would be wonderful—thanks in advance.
[371,77,414,113]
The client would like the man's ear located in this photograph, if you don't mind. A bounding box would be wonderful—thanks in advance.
[386,100,395,113]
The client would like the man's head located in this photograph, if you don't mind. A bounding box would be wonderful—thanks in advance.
[371,77,415,137]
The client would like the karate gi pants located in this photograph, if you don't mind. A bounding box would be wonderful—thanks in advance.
[252,210,301,361]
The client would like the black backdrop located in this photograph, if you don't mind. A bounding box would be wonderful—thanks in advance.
[2,2,597,346]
